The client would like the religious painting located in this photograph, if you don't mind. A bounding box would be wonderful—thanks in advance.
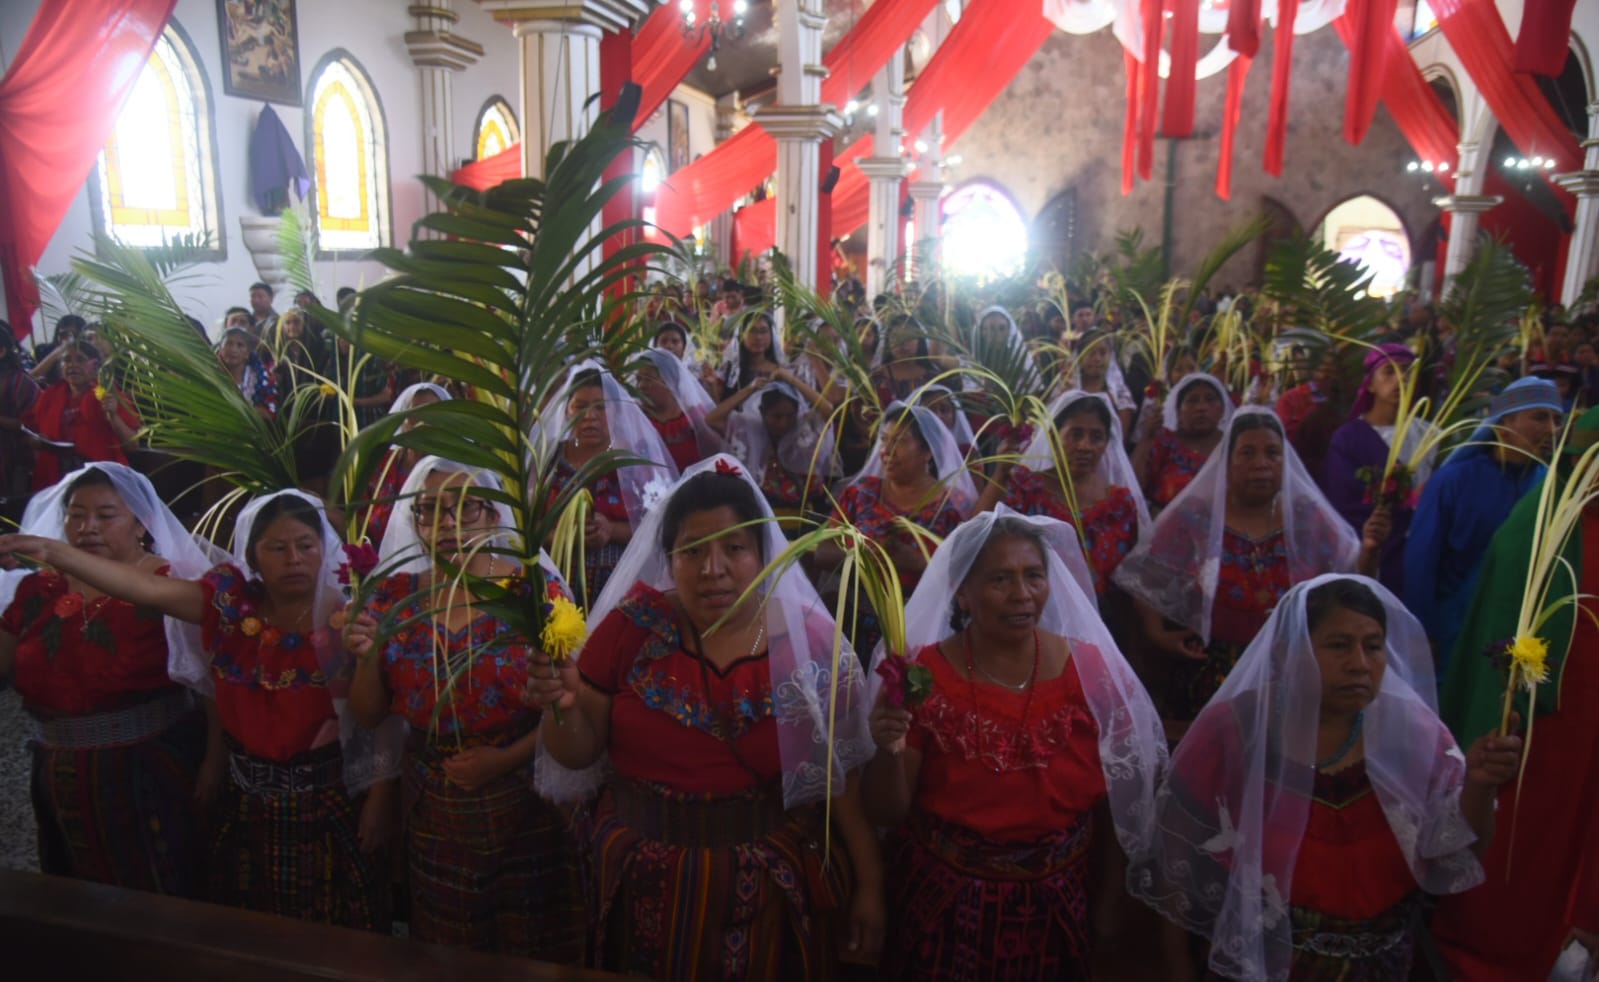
[217,0,303,106]
[668,100,691,172]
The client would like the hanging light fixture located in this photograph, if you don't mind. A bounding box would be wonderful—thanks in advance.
[679,0,747,72]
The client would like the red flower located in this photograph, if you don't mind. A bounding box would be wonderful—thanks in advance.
[52,593,84,618]
[1144,382,1165,400]
[338,543,380,584]
[876,657,908,708]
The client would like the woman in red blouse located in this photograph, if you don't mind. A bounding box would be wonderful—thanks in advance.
[23,341,139,491]
[0,491,396,929]
[529,458,883,979]
[346,458,582,959]
[0,465,215,896]
[1132,372,1230,515]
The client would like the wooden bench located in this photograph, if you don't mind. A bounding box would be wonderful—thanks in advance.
[0,870,618,981]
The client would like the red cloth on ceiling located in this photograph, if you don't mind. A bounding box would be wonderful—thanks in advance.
[1514,0,1580,77]
[1264,0,1299,175]
[1137,0,1163,180]
[1331,18,1457,167]
[1343,0,1400,146]
[0,0,175,336]
[1162,0,1202,138]
[634,0,712,126]
[1216,54,1255,199]
[1227,0,1264,57]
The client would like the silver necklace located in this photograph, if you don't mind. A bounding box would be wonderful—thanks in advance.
[974,656,1032,691]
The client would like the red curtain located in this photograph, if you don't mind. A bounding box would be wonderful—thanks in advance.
[1332,18,1457,167]
[1263,0,1298,175]
[1343,0,1399,145]
[0,0,175,334]
[1162,0,1201,138]
[1431,0,1580,198]
[451,145,522,190]
[732,197,775,259]
[654,0,936,238]
[1216,54,1254,199]
[1514,0,1580,77]
[634,0,713,127]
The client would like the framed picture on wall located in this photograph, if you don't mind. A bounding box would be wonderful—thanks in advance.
[667,100,690,172]
[217,0,303,106]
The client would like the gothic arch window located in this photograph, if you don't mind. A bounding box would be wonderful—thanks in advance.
[474,96,519,160]
[940,179,1028,280]
[307,51,390,255]
[1315,194,1412,299]
[641,147,665,196]
[90,22,224,256]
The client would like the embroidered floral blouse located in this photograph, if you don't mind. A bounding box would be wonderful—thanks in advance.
[548,454,629,523]
[357,446,414,549]
[579,584,780,794]
[1211,528,1293,647]
[906,642,1107,842]
[365,572,556,740]
[831,476,965,590]
[1003,466,1140,594]
[201,564,338,762]
[1145,428,1210,511]
[1,566,178,717]
[649,411,701,473]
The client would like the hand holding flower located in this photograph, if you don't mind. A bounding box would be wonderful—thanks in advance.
[1466,716,1523,790]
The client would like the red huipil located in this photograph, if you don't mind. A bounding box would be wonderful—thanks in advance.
[23,382,140,490]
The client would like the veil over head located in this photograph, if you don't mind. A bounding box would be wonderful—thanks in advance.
[529,359,680,521]
[845,401,978,517]
[1163,372,1236,434]
[1024,389,1152,539]
[867,506,1167,859]
[536,453,873,808]
[725,380,841,480]
[1113,406,1361,643]
[1072,332,1136,412]
[1129,574,1482,982]
[386,381,451,417]
[719,310,788,391]
[6,463,225,695]
[223,489,404,794]
[971,305,1039,381]
[637,347,726,460]
[910,383,977,450]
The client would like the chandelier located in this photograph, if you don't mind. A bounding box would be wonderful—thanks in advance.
[680,0,747,72]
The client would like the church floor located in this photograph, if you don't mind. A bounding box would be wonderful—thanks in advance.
[0,688,40,873]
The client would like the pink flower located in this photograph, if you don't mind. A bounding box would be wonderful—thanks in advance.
[338,543,380,584]
[876,657,909,709]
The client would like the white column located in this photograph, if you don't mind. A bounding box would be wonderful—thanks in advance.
[764,0,837,290]
[711,94,744,271]
[1555,102,1599,304]
[405,2,482,227]
[857,52,908,296]
[907,180,943,280]
[1432,194,1502,288]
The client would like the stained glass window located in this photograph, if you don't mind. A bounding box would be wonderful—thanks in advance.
[93,27,219,250]
[940,181,1027,280]
[310,56,389,253]
[476,98,519,160]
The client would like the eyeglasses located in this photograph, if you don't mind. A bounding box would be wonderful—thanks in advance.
[410,498,489,526]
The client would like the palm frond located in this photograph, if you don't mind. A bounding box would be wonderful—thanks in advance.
[1261,235,1389,338]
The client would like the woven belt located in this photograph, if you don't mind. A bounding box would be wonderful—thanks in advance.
[608,778,790,848]
[32,689,194,750]
[228,742,344,796]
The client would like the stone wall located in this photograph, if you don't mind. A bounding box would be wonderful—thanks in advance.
[947,26,1441,288]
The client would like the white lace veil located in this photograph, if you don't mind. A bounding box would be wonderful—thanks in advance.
[971,305,1039,381]
[844,401,978,517]
[535,453,873,808]
[226,489,404,794]
[725,380,841,480]
[866,506,1167,859]
[529,360,681,523]
[719,310,788,391]
[1128,573,1482,982]
[1112,406,1361,643]
[1023,390,1152,540]
[911,383,977,449]
[636,347,725,460]
[5,463,224,695]
[1072,333,1136,411]
[1163,372,1235,433]
[386,382,451,416]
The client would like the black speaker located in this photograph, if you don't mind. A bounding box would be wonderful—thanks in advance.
[820,165,841,193]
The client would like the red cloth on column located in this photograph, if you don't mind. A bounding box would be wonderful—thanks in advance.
[600,30,635,264]
[1162,0,1201,138]
[0,0,175,335]
[1514,0,1580,77]
[1264,0,1298,176]
[1343,0,1400,146]
[1216,54,1254,200]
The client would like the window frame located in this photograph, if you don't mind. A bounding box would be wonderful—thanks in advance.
[472,95,520,162]
[304,49,392,259]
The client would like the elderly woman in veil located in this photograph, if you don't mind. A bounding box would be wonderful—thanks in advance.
[1130,575,1521,980]
[861,507,1167,979]
[527,454,883,979]
[635,347,724,472]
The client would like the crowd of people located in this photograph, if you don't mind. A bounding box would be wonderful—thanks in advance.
[0,269,1595,981]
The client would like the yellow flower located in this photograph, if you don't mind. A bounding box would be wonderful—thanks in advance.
[540,596,587,664]
[1510,635,1549,689]
[93,384,108,401]
[318,383,337,397]
[241,616,263,638]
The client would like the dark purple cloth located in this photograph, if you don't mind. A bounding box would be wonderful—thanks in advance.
[1321,419,1411,592]
[248,104,309,214]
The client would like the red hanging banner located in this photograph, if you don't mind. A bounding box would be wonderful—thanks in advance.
[1162,0,1202,138]
[1137,0,1164,180]
[1343,0,1400,145]
[1514,0,1580,77]
[1227,0,1264,56]
[1264,0,1299,176]
[1216,54,1255,199]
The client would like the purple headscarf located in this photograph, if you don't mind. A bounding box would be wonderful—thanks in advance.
[1349,343,1416,419]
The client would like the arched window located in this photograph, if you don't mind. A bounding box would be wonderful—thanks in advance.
[91,23,223,255]
[1316,194,1412,299]
[307,52,389,254]
[475,97,519,160]
[940,180,1028,280]
[641,148,665,196]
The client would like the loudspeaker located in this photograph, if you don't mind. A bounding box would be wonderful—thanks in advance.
[820,166,841,193]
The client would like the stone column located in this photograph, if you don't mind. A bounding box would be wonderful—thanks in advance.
[405,3,483,226]
[1555,102,1599,305]
[1432,194,1503,289]
[907,180,943,280]
[857,53,908,296]
[764,0,837,290]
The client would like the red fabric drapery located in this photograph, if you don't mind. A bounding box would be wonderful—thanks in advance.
[1432,0,1580,203]
[1515,0,1580,77]
[451,145,522,191]
[1227,0,1264,57]
[634,0,713,127]
[1263,0,1298,175]
[1331,18,1457,167]
[1343,0,1400,145]
[1216,54,1254,199]
[1162,0,1202,138]
[732,197,775,259]
[0,0,175,334]
[654,0,937,238]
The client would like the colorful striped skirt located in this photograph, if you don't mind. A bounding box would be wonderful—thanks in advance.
[207,740,387,931]
[590,778,849,981]
[29,705,205,897]
[402,743,584,960]
[1281,894,1421,981]
[882,810,1094,982]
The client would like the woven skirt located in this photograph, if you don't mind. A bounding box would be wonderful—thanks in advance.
[590,778,848,981]
[207,741,387,930]
[403,745,584,960]
[1280,894,1421,981]
[29,704,205,897]
[882,810,1094,982]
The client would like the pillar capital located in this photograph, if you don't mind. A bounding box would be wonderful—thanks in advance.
[1431,193,1502,215]
[857,157,912,181]
[405,27,484,70]
[476,0,650,33]
[1555,170,1599,198]
[757,105,842,143]
[907,179,944,201]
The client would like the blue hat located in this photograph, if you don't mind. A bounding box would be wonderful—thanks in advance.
[1485,377,1563,424]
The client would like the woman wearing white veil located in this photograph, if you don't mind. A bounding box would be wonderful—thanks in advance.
[635,347,724,472]
[0,463,220,896]
[531,360,679,605]
[1114,407,1388,728]
[1130,575,1521,981]
[1133,371,1233,516]
[708,372,840,530]
[527,454,882,977]
[358,381,452,546]
[0,489,403,929]
[915,383,977,460]
[346,456,583,958]
[861,507,1167,979]
[1071,329,1136,433]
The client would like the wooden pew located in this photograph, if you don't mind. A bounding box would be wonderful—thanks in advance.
[0,870,618,981]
